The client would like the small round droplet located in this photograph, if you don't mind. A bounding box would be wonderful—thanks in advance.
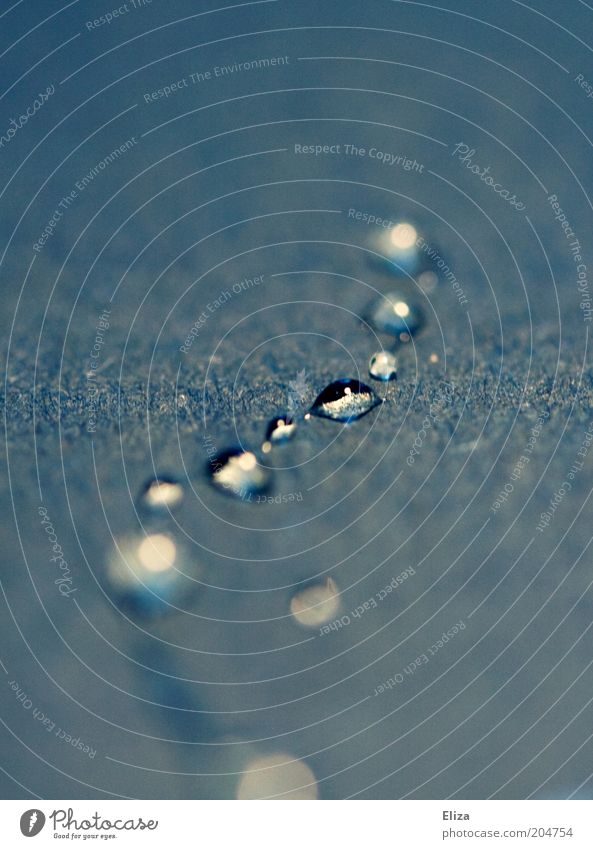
[107,532,192,615]
[310,378,382,422]
[140,476,184,512]
[290,578,340,627]
[236,754,318,800]
[369,351,397,382]
[265,415,297,444]
[367,292,424,341]
[429,353,439,363]
[208,448,270,498]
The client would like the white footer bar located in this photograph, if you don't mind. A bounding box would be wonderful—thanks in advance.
[1,800,591,848]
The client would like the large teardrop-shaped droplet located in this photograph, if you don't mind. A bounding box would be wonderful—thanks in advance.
[309,378,381,422]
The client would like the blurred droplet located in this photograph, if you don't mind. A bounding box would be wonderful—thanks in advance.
[265,415,297,444]
[236,753,318,800]
[377,220,421,274]
[140,476,184,512]
[107,532,193,614]
[429,353,439,363]
[390,222,417,251]
[310,379,381,422]
[418,270,438,292]
[290,578,340,627]
[369,351,397,382]
[137,534,176,571]
[208,448,269,498]
[367,292,424,341]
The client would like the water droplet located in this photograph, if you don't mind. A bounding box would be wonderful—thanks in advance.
[140,476,184,511]
[265,415,297,445]
[369,351,397,382]
[390,222,418,251]
[429,353,439,363]
[236,754,318,800]
[366,292,424,341]
[377,220,421,273]
[208,448,270,498]
[290,578,340,627]
[107,532,193,614]
[309,378,381,422]
[418,270,438,292]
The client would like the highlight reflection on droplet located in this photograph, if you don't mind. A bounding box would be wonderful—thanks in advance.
[208,448,270,498]
[265,415,297,445]
[140,476,184,512]
[369,351,398,382]
[236,753,318,800]
[366,292,424,341]
[290,578,340,627]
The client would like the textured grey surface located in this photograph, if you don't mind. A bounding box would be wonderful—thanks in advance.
[1,0,593,799]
